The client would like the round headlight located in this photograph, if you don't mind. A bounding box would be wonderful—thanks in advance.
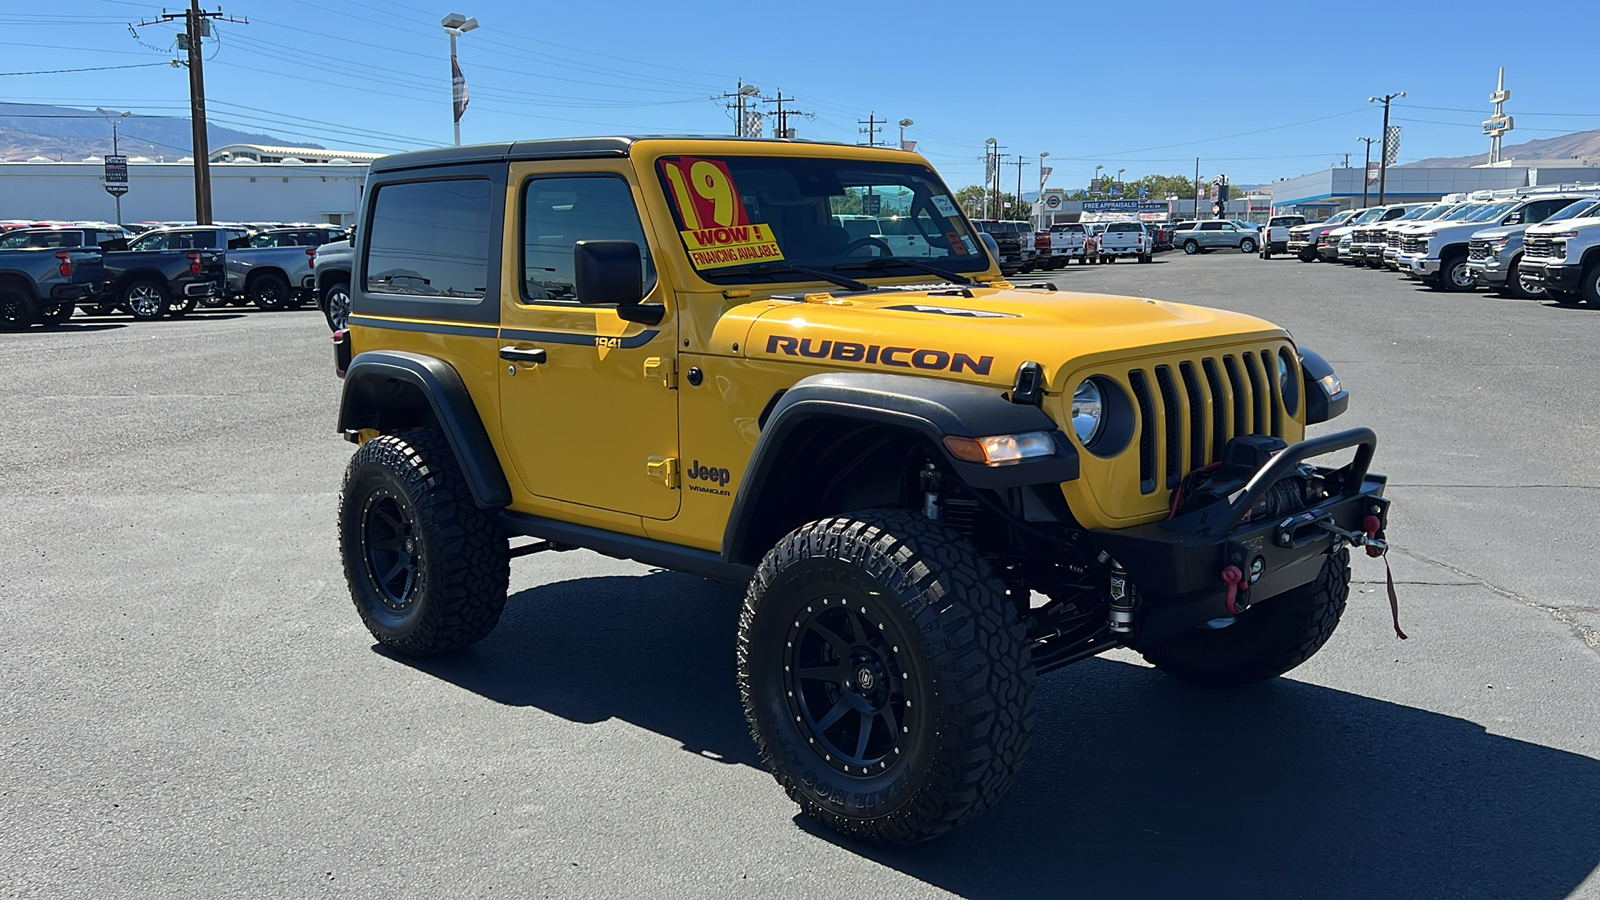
[1279,349,1300,415]
[1071,379,1104,445]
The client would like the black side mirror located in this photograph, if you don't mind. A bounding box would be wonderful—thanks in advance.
[574,240,662,325]
[227,236,250,249]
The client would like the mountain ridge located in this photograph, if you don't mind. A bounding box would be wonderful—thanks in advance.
[0,102,320,162]
[1400,128,1600,168]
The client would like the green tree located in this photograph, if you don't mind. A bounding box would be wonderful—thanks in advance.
[954,184,1028,219]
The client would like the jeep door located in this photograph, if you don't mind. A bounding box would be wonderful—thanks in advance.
[498,163,681,521]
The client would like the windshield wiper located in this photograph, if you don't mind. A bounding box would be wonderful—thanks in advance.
[834,257,976,286]
[743,263,874,293]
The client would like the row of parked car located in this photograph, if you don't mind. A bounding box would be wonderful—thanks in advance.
[968,219,1177,273]
[0,219,357,330]
[1281,188,1600,304]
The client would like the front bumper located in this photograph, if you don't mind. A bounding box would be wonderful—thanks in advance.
[1287,238,1312,254]
[1408,256,1440,278]
[1520,261,1579,291]
[1088,428,1387,649]
[1467,257,1508,287]
[1317,243,1340,260]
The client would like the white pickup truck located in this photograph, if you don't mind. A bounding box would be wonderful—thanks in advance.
[1096,221,1153,263]
[1256,215,1305,259]
[1038,222,1095,267]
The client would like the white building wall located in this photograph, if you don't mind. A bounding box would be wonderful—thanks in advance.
[0,160,368,224]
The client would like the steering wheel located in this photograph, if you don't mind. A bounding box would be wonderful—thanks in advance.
[841,236,893,256]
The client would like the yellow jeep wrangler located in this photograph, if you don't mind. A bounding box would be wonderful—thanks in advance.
[333,136,1387,845]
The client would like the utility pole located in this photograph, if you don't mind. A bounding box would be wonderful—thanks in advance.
[1357,136,1377,207]
[766,90,805,139]
[1193,157,1200,221]
[1012,156,1030,220]
[857,112,883,147]
[137,2,247,225]
[717,80,759,137]
[1342,152,1351,168]
[1369,90,1405,205]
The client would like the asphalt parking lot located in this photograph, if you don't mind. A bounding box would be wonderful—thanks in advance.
[3,255,1598,899]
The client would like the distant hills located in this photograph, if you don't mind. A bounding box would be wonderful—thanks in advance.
[0,102,319,162]
[1401,128,1600,168]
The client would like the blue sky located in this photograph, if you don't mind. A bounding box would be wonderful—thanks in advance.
[4,0,1598,190]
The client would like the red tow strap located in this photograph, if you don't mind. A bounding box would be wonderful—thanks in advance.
[1365,515,1407,640]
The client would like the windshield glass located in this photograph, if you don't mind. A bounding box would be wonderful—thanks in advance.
[1464,201,1516,222]
[1413,204,1455,221]
[1546,199,1600,222]
[655,155,988,283]
[1393,206,1434,222]
[1436,204,1483,221]
[1350,209,1384,225]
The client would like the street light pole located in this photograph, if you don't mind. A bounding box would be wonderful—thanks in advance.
[898,117,913,149]
[984,138,997,219]
[442,12,479,147]
[1369,91,1405,205]
[1357,136,1377,207]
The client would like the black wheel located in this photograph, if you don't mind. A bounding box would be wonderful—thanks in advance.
[1142,548,1350,687]
[1298,248,1317,262]
[338,429,509,656]
[1183,240,1199,255]
[1240,238,1256,253]
[1438,252,1475,292]
[322,279,352,331]
[1581,263,1600,307]
[249,272,293,311]
[199,291,230,309]
[1139,253,1152,263]
[738,509,1034,846]
[0,285,35,330]
[122,279,167,321]
[1508,259,1544,300]
[38,301,75,327]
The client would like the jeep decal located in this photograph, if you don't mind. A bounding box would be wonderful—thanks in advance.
[686,460,732,496]
[765,335,993,375]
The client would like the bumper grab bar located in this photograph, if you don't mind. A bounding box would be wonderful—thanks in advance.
[1217,427,1377,533]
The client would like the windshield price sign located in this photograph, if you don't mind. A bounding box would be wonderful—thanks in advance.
[660,157,785,269]
[103,154,129,197]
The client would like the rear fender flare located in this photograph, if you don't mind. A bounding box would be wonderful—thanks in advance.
[337,350,511,509]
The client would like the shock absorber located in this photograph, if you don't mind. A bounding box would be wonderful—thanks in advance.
[1107,557,1136,634]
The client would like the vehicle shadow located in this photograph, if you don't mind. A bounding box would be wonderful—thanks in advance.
[17,322,128,333]
[386,570,1600,899]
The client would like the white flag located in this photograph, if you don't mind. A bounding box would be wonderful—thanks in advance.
[900,139,917,152]
[452,56,470,123]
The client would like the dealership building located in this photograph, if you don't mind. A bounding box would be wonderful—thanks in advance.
[0,144,381,225]
[1267,161,1600,215]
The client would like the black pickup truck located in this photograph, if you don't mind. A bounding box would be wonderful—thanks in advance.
[0,245,105,329]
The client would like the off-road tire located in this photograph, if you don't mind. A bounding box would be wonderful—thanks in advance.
[1141,548,1350,688]
[38,302,75,327]
[338,429,509,657]
[123,279,167,321]
[250,271,293,311]
[738,508,1035,846]
[0,284,35,330]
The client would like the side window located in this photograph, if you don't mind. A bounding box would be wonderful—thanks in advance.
[520,175,656,303]
[1526,200,1565,224]
[365,178,492,298]
[132,232,168,251]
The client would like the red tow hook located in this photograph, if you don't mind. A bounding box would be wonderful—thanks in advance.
[1221,565,1245,615]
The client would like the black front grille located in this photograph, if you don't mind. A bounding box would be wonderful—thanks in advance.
[1525,237,1556,258]
[1401,235,1425,254]
[1202,359,1227,464]
[1179,361,1206,472]
[1387,233,1402,248]
[1468,239,1491,261]
[1154,366,1181,490]
[1128,369,1157,495]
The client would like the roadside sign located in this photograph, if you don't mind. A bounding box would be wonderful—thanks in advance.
[1041,189,1064,211]
[863,194,881,215]
[103,155,129,197]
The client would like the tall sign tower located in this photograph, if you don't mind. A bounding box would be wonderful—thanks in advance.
[1483,67,1514,165]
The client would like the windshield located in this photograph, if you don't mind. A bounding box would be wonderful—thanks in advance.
[1436,204,1482,221]
[1350,209,1384,225]
[1393,205,1434,222]
[1412,204,1454,221]
[655,155,988,283]
[1321,211,1355,226]
[1546,199,1600,222]
[1464,201,1517,222]
[0,230,82,249]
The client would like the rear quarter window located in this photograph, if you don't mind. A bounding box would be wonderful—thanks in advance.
[364,178,492,298]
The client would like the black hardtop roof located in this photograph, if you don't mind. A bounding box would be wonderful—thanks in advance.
[367,135,875,174]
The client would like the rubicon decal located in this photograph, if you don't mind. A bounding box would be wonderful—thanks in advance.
[686,460,732,496]
[765,335,993,376]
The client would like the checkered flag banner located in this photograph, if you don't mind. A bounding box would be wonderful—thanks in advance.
[1384,126,1401,165]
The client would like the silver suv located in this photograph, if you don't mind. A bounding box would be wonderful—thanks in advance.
[1177,220,1258,255]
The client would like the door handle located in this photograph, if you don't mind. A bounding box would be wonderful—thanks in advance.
[499,346,547,364]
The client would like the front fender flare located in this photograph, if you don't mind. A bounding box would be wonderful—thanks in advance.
[721,372,1077,564]
[337,350,511,509]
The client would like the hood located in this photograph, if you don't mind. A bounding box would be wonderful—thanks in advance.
[1471,224,1524,240]
[736,284,1287,389]
[1526,214,1600,235]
